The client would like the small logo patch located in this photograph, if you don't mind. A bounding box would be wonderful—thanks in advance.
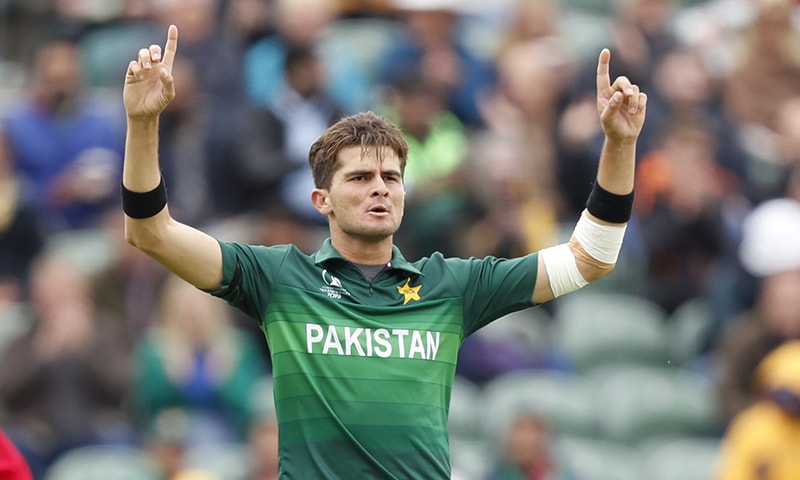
[397,278,422,305]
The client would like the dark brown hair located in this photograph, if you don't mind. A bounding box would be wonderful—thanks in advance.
[308,111,409,189]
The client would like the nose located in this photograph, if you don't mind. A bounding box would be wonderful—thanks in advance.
[371,177,389,197]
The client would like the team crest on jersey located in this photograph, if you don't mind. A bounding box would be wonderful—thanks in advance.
[397,278,422,305]
[320,269,351,299]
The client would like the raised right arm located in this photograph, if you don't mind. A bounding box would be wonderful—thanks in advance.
[122,25,223,291]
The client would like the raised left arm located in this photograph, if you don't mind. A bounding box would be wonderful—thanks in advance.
[533,48,647,304]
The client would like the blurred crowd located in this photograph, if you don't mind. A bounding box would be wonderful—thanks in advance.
[2,0,800,478]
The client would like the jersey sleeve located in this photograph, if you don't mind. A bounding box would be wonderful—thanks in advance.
[207,240,289,321]
[444,252,539,335]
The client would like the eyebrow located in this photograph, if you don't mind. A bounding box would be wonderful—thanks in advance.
[345,168,402,178]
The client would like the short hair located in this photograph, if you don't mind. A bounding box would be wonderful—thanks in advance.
[308,111,410,190]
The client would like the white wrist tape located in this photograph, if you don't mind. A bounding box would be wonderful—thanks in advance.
[573,210,627,264]
[540,244,589,298]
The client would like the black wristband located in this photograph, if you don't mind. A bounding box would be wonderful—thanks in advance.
[121,176,168,219]
[585,181,634,224]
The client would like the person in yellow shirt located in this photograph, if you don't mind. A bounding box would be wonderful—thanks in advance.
[716,340,800,480]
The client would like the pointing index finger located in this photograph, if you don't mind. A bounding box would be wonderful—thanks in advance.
[596,48,611,94]
[162,25,178,71]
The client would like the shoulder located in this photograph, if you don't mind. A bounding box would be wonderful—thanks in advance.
[219,241,312,271]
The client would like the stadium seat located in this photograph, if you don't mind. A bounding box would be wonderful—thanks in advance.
[448,375,483,441]
[0,302,33,358]
[479,370,598,443]
[551,292,669,372]
[44,445,161,480]
[183,442,251,480]
[665,296,715,367]
[323,18,399,82]
[638,436,722,480]
[590,365,721,445]
[45,228,117,276]
[555,436,641,480]
[449,437,493,480]
[80,23,158,89]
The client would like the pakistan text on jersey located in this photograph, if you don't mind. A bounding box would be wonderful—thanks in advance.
[306,324,441,361]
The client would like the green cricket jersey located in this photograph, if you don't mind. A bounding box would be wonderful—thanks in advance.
[210,238,538,479]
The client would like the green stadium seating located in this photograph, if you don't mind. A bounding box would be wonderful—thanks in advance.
[479,370,599,443]
[555,435,641,480]
[638,436,721,480]
[552,292,669,372]
[590,365,721,445]
[183,442,251,480]
[44,445,161,480]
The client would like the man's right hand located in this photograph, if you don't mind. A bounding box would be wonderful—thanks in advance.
[123,25,178,120]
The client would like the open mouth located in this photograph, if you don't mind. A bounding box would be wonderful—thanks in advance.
[368,205,389,214]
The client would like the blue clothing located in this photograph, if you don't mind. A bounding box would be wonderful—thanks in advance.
[244,36,372,115]
[377,33,496,127]
[3,100,124,230]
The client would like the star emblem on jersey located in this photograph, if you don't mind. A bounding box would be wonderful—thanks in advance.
[397,278,422,305]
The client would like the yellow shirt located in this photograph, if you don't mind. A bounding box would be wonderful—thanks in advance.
[716,402,800,480]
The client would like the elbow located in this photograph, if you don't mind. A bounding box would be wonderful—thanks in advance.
[123,215,169,253]
[583,262,617,283]
[569,239,618,283]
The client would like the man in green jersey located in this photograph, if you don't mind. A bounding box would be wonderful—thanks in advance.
[121,25,647,479]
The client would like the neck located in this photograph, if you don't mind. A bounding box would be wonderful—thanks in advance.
[330,232,394,265]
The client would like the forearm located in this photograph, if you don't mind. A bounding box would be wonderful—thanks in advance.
[122,117,170,248]
[123,117,162,191]
[595,137,636,196]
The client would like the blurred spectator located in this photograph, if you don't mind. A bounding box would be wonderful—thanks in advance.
[91,208,166,337]
[554,91,607,221]
[743,96,800,204]
[334,0,395,17]
[456,131,560,262]
[1,34,124,232]
[271,41,346,206]
[222,44,343,219]
[155,57,216,225]
[716,197,800,423]
[715,341,800,479]
[0,130,46,306]
[715,269,800,422]
[222,0,274,48]
[644,47,749,191]
[495,0,560,55]
[143,408,193,480]
[150,0,249,215]
[379,71,472,257]
[722,0,800,136]
[0,251,133,478]
[76,0,160,89]
[633,118,738,313]
[606,0,680,92]
[152,0,246,111]
[481,36,577,221]
[377,0,497,128]
[247,378,279,480]
[243,0,372,114]
[131,275,269,447]
[486,412,574,480]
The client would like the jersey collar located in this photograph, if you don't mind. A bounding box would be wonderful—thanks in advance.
[313,238,423,276]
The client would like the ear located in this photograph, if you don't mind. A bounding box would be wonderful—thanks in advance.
[311,188,332,216]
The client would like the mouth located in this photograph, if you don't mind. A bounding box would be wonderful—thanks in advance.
[367,205,390,216]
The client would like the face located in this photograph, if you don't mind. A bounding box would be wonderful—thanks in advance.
[313,146,405,243]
